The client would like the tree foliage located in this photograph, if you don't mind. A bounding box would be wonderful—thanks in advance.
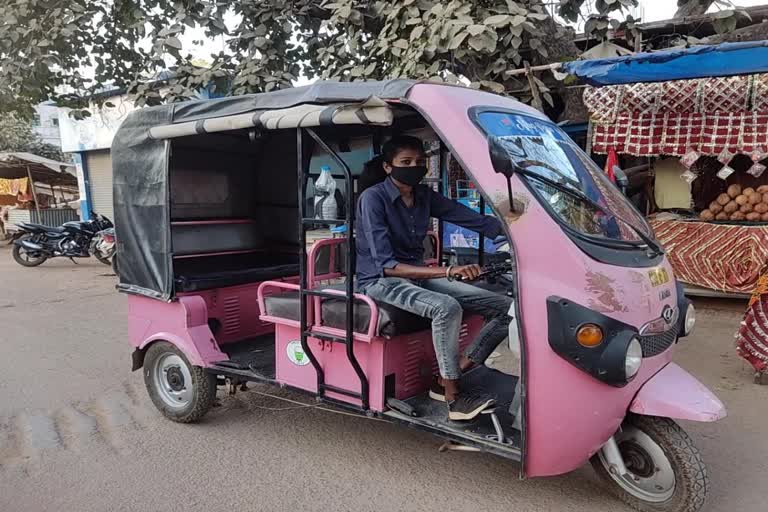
[0,0,749,115]
[0,113,65,161]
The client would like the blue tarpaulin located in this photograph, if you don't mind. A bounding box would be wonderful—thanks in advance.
[562,41,768,87]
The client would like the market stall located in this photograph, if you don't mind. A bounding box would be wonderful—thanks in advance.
[572,42,768,295]
[0,153,80,233]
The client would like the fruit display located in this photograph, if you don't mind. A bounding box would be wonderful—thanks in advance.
[700,183,768,222]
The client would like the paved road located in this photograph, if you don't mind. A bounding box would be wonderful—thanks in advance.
[0,244,766,512]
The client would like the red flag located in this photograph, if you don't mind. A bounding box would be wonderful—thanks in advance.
[604,148,618,183]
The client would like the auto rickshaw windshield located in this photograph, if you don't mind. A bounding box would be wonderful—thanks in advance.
[476,111,649,243]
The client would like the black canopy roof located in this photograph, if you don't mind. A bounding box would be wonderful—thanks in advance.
[112,80,419,299]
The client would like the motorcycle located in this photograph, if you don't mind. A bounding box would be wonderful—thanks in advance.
[9,212,113,267]
[91,227,116,267]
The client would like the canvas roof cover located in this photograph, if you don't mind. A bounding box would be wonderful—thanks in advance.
[563,41,768,87]
[112,79,417,299]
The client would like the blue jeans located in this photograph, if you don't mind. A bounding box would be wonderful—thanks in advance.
[361,277,513,380]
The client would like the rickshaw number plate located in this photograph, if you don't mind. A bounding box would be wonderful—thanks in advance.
[287,340,311,366]
[648,267,670,287]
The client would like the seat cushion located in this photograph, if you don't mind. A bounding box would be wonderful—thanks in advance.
[174,252,299,292]
[264,285,431,337]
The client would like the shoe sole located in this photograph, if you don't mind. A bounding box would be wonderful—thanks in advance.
[448,399,497,421]
[428,389,446,402]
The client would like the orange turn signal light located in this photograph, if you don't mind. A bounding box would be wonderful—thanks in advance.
[576,324,604,347]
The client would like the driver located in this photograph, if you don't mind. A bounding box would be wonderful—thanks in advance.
[356,136,512,421]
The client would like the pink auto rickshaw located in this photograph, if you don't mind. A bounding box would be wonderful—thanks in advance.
[112,80,725,512]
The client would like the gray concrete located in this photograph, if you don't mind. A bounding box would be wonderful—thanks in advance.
[0,244,766,512]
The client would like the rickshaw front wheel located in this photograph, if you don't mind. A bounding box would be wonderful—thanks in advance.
[143,341,216,423]
[591,414,708,512]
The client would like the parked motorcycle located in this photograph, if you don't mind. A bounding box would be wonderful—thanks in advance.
[90,227,116,267]
[9,213,113,267]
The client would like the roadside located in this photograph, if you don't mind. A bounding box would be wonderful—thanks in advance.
[0,246,766,512]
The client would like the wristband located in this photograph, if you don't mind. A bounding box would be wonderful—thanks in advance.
[446,265,455,281]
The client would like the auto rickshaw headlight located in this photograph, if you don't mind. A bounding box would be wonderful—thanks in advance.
[684,303,696,336]
[625,337,643,379]
[576,324,603,347]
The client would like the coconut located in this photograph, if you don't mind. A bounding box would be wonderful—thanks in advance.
[710,201,724,214]
[758,185,768,194]
[740,203,754,213]
[736,194,748,205]
[755,203,768,214]
[700,210,715,221]
[748,192,762,205]
[724,201,739,214]
[716,212,730,221]
[732,211,746,221]
[744,187,756,196]
[728,184,743,198]
[747,212,761,221]
[717,193,732,206]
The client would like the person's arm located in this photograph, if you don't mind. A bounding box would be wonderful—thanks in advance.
[385,262,481,281]
[428,188,504,238]
[359,192,482,281]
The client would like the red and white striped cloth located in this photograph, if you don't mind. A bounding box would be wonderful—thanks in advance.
[650,218,768,293]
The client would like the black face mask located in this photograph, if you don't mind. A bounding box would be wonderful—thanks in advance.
[390,165,428,186]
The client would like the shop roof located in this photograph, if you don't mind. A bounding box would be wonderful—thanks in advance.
[563,41,768,86]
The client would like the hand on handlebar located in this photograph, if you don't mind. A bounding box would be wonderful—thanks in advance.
[451,264,482,281]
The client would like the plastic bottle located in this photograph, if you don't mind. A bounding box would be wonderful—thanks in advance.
[314,165,338,227]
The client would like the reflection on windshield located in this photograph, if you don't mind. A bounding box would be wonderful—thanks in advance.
[478,111,648,242]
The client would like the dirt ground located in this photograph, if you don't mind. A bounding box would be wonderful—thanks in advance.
[0,243,766,512]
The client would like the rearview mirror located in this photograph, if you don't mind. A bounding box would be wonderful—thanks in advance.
[488,136,515,178]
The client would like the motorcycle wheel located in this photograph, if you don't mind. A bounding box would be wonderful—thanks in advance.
[111,254,118,275]
[12,235,47,267]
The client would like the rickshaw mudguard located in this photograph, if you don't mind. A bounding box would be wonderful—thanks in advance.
[128,294,226,368]
[629,362,726,422]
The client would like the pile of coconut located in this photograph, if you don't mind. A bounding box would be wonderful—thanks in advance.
[700,185,768,222]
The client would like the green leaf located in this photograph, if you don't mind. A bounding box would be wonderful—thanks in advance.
[467,25,485,36]
[480,80,505,93]
[410,25,424,41]
[468,32,496,53]
[165,37,182,49]
[393,38,409,49]
[484,15,510,26]
[448,31,467,50]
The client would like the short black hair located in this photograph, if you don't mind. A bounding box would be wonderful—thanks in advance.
[358,135,425,194]
[382,135,424,164]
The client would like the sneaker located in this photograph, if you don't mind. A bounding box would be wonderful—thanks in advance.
[428,381,446,402]
[447,392,497,421]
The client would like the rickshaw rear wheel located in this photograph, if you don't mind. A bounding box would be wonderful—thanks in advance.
[143,341,216,423]
[591,414,708,512]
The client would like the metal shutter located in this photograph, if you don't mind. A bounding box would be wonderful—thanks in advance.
[86,150,114,220]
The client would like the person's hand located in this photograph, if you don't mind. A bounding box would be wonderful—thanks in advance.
[452,264,482,281]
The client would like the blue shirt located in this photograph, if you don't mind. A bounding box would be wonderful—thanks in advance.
[356,178,503,286]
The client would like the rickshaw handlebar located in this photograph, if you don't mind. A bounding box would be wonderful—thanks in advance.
[454,260,513,282]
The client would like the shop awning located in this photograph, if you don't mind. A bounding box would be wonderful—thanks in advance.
[563,41,768,87]
[0,152,77,186]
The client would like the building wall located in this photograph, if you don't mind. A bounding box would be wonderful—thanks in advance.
[32,102,62,148]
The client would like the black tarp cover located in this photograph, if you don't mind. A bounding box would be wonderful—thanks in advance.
[112,80,417,299]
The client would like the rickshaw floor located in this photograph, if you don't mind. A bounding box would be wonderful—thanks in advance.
[218,335,276,379]
[401,366,521,447]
